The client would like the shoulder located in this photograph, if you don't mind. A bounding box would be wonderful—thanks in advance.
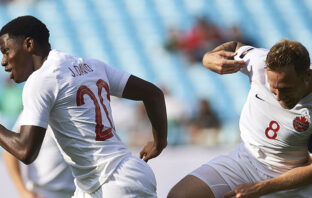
[47,50,74,64]
[235,46,268,61]
[23,60,59,101]
[26,59,57,87]
[235,46,269,83]
[86,58,113,71]
[235,46,268,70]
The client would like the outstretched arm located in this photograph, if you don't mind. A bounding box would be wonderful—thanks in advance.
[2,151,42,198]
[224,162,312,198]
[202,41,247,74]
[122,75,168,162]
[0,125,46,164]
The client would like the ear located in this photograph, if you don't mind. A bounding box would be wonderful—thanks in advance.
[23,37,35,53]
[305,69,312,86]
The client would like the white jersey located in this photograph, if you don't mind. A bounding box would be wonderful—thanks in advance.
[19,50,131,193]
[13,118,75,195]
[235,46,312,175]
[22,129,75,192]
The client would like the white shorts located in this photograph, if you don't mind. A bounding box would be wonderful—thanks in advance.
[190,143,312,198]
[72,155,157,198]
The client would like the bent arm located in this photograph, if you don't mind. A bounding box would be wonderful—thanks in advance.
[122,75,168,160]
[224,161,312,197]
[0,125,46,164]
[258,162,312,195]
[202,41,247,74]
[211,41,244,53]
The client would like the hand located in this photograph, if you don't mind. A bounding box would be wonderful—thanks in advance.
[140,141,167,162]
[223,183,263,198]
[202,50,246,74]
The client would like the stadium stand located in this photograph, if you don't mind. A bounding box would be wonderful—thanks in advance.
[0,0,312,144]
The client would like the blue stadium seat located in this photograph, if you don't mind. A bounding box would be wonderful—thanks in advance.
[2,0,312,144]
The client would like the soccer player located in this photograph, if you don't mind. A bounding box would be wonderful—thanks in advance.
[0,15,167,197]
[3,118,75,198]
[168,40,312,198]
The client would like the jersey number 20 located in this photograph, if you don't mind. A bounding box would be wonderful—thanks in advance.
[76,79,114,141]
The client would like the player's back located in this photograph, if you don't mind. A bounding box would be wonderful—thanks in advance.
[28,50,132,192]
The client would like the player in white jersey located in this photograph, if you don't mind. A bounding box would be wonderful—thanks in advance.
[3,119,75,198]
[168,40,312,198]
[0,16,167,197]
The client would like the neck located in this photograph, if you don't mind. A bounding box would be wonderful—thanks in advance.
[32,50,50,71]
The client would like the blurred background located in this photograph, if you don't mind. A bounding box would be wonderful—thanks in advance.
[0,0,312,197]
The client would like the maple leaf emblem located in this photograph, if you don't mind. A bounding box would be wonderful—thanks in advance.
[293,116,310,132]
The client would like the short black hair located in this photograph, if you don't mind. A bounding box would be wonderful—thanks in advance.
[0,15,50,49]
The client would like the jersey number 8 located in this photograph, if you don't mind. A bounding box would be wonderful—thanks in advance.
[265,120,280,139]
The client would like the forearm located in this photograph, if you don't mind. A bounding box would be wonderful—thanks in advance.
[0,124,45,164]
[201,41,247,74]
[143,88,168,147]
[122,75,168,147]
[259,163,312,195]
[0,125,25,160]
[209,41,244,53]
[211,41,240,52]
[2,151,28,195]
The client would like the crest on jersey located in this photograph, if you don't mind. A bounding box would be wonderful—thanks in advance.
[239,48,254,58]
[293,116,310,132]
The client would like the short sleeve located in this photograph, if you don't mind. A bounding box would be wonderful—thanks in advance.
[234,45,255,76]
[235,46,269,83]
[19,73,58,128]
[103,63,130,97]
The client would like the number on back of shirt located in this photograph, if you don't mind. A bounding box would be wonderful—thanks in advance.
[76,79,114,141]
